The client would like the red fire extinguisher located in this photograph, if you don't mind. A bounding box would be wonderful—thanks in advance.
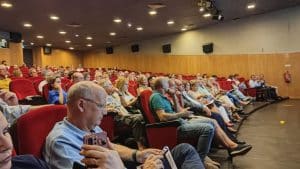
[283,71,292,83]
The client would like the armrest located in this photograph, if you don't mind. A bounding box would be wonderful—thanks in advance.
[146,120,181,128]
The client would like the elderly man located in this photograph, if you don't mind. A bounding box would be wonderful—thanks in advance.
[0,64,11,91]
[150,78,252,166]
[43,81,204,169]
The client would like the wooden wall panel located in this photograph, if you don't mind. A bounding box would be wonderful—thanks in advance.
[83,52,300,98]
[0,42,23,65]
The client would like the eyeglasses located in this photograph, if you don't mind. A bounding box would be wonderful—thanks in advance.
[81,98,105,109]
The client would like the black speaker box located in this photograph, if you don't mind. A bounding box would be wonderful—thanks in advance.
[10,32,22,43]
[43,46,52,55]
[162,44,171,53]
[203,43,213,54]
[106,46,114,54]
[131,44,139,52]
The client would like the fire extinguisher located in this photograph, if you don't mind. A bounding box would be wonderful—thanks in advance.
[284,71,292,83]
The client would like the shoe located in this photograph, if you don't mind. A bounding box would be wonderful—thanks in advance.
[204,161,219,169]
[229,144,252,157]
[204,156,221,168]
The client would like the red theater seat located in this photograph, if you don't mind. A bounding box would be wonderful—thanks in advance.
[15,105,67,158]
[9,79,40,100]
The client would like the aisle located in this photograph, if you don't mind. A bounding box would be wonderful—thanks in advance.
[233,100,300,169]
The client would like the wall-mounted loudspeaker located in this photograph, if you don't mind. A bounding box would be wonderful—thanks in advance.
[202,43,213,54]
[131,44,139,52]
[162,44,171,53]
[43,46,52,55]
[106,46,114,54]
[10,32,22,43]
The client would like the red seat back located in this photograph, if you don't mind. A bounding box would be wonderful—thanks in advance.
[128,80,138,97]
[99,114,115,140]
[9,79,38,100]
[33,78,45,95]
[16,105,67,158]
[42,84,50,101]
[139,90,156,124]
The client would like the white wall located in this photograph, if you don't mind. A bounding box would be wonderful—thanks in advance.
[113,6,300,55]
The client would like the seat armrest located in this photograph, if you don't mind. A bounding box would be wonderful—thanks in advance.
[146,120,181,128]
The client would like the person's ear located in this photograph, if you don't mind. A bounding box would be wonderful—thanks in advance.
[78,99,84,112]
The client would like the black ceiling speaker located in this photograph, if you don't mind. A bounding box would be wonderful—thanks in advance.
[162,44,171,53]
[10,32,22,43]
[203,43,213,54]
[43,46,52,55]
[131,44,139,52]
[106,46,114,54]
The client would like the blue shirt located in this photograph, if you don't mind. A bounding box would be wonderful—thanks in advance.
[48,90,67,104]
[43,118,102,169]
[149,91,175,122]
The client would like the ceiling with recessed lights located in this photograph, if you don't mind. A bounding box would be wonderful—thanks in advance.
[0,0,300,51]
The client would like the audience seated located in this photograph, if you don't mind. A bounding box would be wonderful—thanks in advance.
[0,65,11,91]
[43,81,205,169]
[137,75,152,96]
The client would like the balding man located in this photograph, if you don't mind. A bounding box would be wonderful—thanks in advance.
[43,81,205,169]
[65,72,84,91]
[0,64,11,91]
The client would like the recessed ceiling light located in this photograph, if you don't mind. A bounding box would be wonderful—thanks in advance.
[69,47,74,50]
[30,42,34,45]
[105,41,112,44]
[203,13,211,18]
[59,31,67,35]
[113,18,122,23]
[136,26,143,31]
[23,23,32,28]
[36,35,44,39]
[46,43,52,47]
[109,32,116,36]
[1,2,13,8]
[199,7,205,12]
[167,20,175,25]
[21,40,24,43]
[65,40,71,43]
[127,23,132,27]
[86,44,92,47]
[247,3,256,9]
[148,10,157,16]
[50,15,60,21]
[86,36,93,40]
[75,34,79,37]
[181,27,187,31]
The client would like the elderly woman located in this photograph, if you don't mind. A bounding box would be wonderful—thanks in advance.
[47,75,67,105]
[136,75,152,96]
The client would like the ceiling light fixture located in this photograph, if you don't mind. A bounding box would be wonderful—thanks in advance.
[181,28,187,31]
[86,44,92,47]
[75,34,79,37]
[113,18,122,23]
[247,3,256,9]
[50,15,60,21]
[36,35,44,39]
[136,26,143,31]
[69,47,74,50]
[199,7,205,12]
[1,2,12,8]
[59,31,67,35]
[148,9,157,16]
[21,40,24,43]
[86,36,93,40]
[30,42,34,45]
[46,43,52,47]
[167,20,175,25]
[203,13,211,18]
[65,40,71,43]
[109,32,116,36]
[23,23,32,28]
[127,23,132,27]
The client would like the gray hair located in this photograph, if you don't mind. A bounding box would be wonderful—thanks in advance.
[67,81,101,105]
